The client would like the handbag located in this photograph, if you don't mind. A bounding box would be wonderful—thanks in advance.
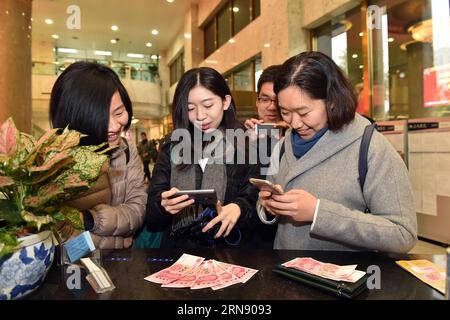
[273,264,368,299]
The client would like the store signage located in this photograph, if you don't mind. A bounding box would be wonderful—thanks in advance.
[423,64,450,108]
[408,122,439,131]
[377,125,395,132]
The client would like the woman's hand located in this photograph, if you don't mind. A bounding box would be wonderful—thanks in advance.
[202,201,241,238]
[161,187,195,215]
[259,188,317,222]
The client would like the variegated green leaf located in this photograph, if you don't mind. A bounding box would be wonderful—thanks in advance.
[21,210,53,231]
[35,128,60,147]
[29,150,71,172]
[58,206,84,230]
[0,199,21,223]
[41,130,82,154]
[23,181,64,208]
[70,148,109,181]
[0,118,18,156]
[0,176,14,188]
[19,132,36,153]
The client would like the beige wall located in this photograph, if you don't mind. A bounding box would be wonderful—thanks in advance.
[197,0,223,27]
[302,0,361,28]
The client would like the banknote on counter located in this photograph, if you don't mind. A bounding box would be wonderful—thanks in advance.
[145,254,258,290]
[144,253,205,284]
[282,257,366,283]
[396,259,446,294]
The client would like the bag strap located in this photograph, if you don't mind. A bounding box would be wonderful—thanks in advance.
[359,123,377,213]
[122,137,130,164]
[279,140,285,163]
[279,124,376,213]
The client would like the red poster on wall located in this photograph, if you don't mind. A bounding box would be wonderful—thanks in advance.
[423,64,450,108]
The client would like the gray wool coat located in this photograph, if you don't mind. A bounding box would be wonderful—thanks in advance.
[258,114,417,253]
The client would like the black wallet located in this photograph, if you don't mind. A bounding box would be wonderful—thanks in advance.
[273,264,368,299]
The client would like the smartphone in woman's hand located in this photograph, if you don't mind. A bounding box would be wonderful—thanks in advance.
[249,178,284,195]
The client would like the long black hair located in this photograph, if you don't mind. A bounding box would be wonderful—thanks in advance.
[172,67,239,132]
[49,61,132,145]
[274,51,357,131]
[171,67,244,167]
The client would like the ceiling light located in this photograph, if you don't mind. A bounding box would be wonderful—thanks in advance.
[359,32,363,37]
[229,38,235,43]
[110,39,117,44]
[52,34,59,39]
[264,43,270,48]
[151,29,159,35]
[94,50,112,56]
[388,37,394,42]
[111,25,118,31]
[408,19,433,43]
[166,0,174,2]
[45,18,53,25]
[127,53,144,58]
[359,65,363,69]
[184,33,191,39]
[233,7,239,13]
[352,54,358,59]
[57,48,78,54]
[151,54,158,60]
[146,42,152,47]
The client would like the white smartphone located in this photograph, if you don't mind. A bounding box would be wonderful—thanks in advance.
[249,178,284,195]
[255,123,278,135]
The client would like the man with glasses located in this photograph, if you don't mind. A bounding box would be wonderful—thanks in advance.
[244,65,289,133]
[244,65,288,249]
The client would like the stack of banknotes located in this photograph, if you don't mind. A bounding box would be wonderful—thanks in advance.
[145,253,258,290]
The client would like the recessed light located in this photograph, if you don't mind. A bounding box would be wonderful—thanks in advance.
[166,0,174,2]
[229,38,235,43]
[184,33,191,39]
[45,18,53,25]
[110,39,117,44]
[264,43,270,48]
[359,32,363,37]
[146,42,152,47]
[127,53,144,58]
[52,34,59,39]
[151,29,159,35]
[352,54,358,59]
[94,50,112,56]
[57,48,78,54]
[151,54,158,60]
[233,7,239,13]
[359,65,363,69]
[111,25,118,31]
[388,37,394,42]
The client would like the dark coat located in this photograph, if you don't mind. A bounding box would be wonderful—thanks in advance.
[146,136,260,248]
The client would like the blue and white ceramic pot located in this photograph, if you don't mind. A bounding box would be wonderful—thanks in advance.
[0,230,55,300]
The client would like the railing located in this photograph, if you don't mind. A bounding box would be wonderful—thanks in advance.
[32,61,160,84]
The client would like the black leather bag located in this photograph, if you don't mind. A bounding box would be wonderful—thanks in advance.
[273,264,368,299]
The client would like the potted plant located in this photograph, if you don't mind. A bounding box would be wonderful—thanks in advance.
[0,117,112,299]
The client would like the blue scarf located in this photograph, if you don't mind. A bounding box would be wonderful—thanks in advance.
[291,126,328,158]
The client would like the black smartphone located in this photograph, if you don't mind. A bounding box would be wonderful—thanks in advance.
[171,189,218,206]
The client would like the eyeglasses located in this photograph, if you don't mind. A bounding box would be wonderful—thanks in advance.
[256,96,277,107]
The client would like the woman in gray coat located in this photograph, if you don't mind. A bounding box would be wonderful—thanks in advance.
[258,52,417,253]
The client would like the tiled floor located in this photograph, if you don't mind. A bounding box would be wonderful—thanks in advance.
[408,239,448,255]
